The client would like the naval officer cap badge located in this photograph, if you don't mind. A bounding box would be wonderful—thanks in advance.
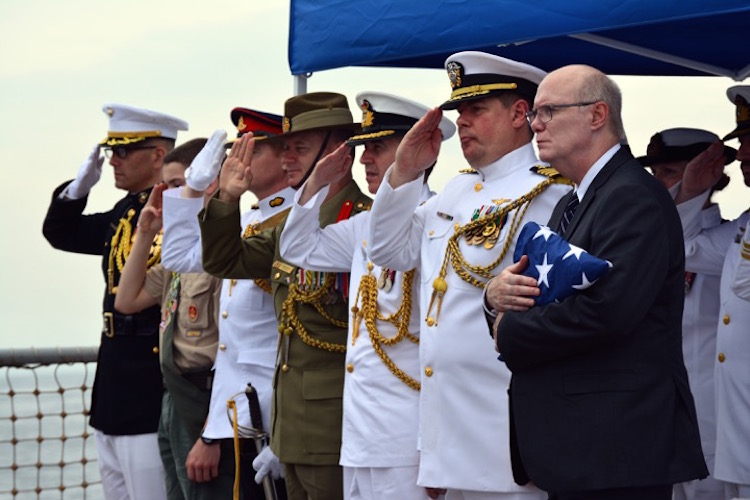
[440,51,546,111]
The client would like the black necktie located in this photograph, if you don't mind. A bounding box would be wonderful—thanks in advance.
[558,194,579,236]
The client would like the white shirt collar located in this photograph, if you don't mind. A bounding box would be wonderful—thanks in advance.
[575,144,620,202]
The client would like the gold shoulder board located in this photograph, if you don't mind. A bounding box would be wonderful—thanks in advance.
[530,165,562,178]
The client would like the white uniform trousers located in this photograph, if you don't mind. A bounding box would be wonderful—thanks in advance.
[343,466,426,500]
[445,489,546,500]
[724,482,750,500]
[95,430,167,500]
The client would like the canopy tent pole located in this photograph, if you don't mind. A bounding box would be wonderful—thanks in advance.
[570,33,740,80]
[294,74,310,95]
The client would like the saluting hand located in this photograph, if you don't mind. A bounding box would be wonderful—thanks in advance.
[390,107,444,187]
[186,130,227,192]
[218,133,255,203]
[136,182,167,235]
[675,141,726,204]
[299,143,353,205]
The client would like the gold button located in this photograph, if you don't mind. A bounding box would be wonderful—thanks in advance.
[425,366,433,377]
[718,353,726,363]
[426,316,435,327]
[281,364,289,372]
[346,363,354,373]
[219,344,226,351]
[152,346,159,354]
[274,272,281,280]
[474,183,483,192]
[429,230,434,236]
[221,311,228,319]
[723,315,730,325]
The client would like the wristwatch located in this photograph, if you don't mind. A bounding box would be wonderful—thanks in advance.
[200,435,218,445]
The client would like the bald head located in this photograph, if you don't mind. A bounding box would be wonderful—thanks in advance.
[531,65,625,183]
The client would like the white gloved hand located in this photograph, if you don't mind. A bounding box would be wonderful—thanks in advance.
[185,130,228,192]
[252,445,284,484]
[64,145,104,199]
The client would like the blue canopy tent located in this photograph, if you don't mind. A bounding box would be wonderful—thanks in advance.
[288,0,750,92]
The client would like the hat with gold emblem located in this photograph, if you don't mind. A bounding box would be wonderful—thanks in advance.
[347,91,456,147]
[229,107,283,143]
[724,86,750,141]
[99,103,189,146]
[637,127,736,166]
[270,92,358,141]
[440,51,546,111]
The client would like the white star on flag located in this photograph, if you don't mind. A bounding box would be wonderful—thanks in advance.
[535,253,553,287]
[513,222,613,306]
[533,225,556,241]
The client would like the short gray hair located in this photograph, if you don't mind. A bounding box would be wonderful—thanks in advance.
[577,72,626,141]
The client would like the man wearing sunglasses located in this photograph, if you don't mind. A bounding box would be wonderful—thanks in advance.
[43,103,188,500]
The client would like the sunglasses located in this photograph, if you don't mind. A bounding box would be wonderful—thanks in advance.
[103,145,158,159]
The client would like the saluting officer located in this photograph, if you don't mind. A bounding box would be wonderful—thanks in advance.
[43,103,188,500]
[160,108,292,499]
[279,91,455,499]
[637,128,735,500]
[367,53,571,499]
[674,85,750,500]
[199,92,371,500]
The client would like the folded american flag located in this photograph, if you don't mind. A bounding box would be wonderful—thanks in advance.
[513,222,612,306]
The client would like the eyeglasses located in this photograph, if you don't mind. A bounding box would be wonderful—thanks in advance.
[103,146,157,159]
[525,101,599,125]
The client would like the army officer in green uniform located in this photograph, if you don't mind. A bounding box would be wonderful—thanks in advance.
[199,92,371,500]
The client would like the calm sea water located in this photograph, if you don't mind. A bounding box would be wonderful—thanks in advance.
[0,363,103,499]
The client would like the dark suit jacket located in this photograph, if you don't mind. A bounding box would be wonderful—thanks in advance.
[42,181,163,435]
[496,148,708,492]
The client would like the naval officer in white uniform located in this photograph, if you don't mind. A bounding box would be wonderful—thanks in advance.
[367,52,571,499]
[637,127,736,500]
[280,91,455,499]
[673,85,750,500]
[160,108,293,496]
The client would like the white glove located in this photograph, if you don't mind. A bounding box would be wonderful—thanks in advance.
[185,130,228,191]
[63,145,104,199]
[252,445,284,484]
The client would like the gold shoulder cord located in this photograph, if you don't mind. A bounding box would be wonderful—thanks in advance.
[278,273,348,356]
[351,263,420,391]
[425,176,569,326]
[107,209,161,293]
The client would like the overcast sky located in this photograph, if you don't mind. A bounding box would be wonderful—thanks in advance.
[0,1,745,349]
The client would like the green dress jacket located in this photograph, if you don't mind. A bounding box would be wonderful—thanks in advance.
[199,180,371,465]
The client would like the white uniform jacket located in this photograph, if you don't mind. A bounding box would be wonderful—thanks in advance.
[368,143,570,492]
[681,204,722,470]
[678,192,750,484]
[161,187,295,438]
[279,185,432,468]
[732,220,750,301]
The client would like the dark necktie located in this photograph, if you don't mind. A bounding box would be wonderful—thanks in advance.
[558,194,580,236]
